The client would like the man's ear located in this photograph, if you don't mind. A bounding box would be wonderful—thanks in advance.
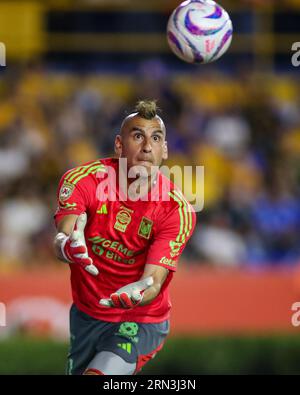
[162,141,168,160]
[114,134,122,157]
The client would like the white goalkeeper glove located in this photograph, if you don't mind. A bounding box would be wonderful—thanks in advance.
[99,276,153,309]
[57,213,99,276]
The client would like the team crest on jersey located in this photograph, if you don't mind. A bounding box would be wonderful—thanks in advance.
[138,217,153,239]
[59,182,75,202]
[169,240,183,258]
[114,206,133,233]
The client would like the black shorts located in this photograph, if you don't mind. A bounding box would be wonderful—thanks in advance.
[67,304,170,375]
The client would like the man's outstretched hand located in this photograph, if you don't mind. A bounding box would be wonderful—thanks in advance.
[60,213,99,276]
[99,277,154,309]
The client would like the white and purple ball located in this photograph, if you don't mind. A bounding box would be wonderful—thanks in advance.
[167,0,233,64]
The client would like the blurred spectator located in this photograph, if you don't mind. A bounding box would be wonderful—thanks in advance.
[249,168,300,264]
[0,185,49,261]
[204,107,251,159]
[191,210,247,266]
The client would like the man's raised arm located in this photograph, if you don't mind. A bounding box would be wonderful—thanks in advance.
[54,213,99,276]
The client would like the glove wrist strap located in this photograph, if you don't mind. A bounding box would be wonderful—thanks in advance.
[56,232,72,263]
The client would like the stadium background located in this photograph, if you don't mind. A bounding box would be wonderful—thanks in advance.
[1,0,300,374]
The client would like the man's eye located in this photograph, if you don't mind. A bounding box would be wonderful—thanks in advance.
[153,135,161,142]
[134,134,143,140]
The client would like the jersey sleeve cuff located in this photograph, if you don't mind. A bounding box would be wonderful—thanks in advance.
[146,259,177,272]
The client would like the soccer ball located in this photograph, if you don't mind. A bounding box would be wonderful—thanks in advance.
[167,0,233,64]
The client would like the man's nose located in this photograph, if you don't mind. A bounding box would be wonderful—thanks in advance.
[142,139,152,153]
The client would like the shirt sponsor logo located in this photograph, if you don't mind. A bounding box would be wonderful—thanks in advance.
[89,235,136,264]
[138,217,153,239]
[59,182,74,202]
[159,257,177,268]
[105,250,135,265]
[89,235,134,257]
[91,245,105,256]
[114,206,133,233]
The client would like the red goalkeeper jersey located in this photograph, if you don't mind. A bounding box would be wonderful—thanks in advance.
[54,158,196,323]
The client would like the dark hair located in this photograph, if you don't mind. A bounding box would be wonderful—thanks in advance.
[134,100,159,120]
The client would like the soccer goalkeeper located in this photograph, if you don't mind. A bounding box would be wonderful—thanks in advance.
[54,100,196,375]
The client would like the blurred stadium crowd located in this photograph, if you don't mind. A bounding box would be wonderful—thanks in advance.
[0,61,299,269]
